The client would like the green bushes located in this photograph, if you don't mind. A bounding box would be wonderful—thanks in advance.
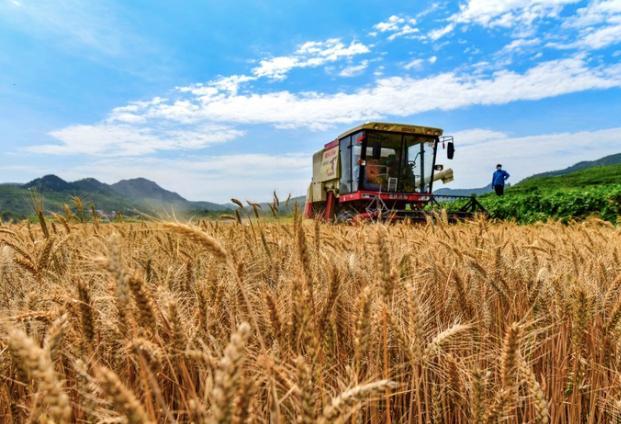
[479,185,621,223]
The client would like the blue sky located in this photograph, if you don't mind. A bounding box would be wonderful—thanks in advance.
[1,0,620,202]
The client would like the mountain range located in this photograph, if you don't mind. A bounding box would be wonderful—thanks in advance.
[0,175,230,220]
[523,153,621,180]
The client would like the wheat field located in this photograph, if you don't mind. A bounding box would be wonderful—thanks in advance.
[0,214,620,423]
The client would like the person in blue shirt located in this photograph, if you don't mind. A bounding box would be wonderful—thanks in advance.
[492,164,510,196]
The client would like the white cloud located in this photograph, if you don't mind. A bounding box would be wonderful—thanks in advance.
[579,23,621,48]
[253,57,299,81]
[389,26,419,41]
[430,0,621,50]
[450,128,508,146]
[30,124,243,156]
[108,97,166,124]
[208,75,258,94]
[453,0,580,27]
[446,126,621,187]
[548,28,621,50]
[429,23,456,40]
[501,37,541,52]
[429,0,580,40]
[549,1,621,49]
[338,60,369,77]
[119,56,621,130]
[417,2,444,19]
[429,55,438,64]
[567,0,621,27]
[403,58,425,70]
[373,15,419,40]
[374,15,412,32]
[169,37,370,95]
[34,53,621,161]
[251,38,370,80]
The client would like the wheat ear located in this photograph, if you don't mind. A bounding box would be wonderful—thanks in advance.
[128,274,157,331]
[94,364,152,424]
[208,322,251,424]
[423,323,471,361]
[7,327,72,424]
[519,358,549,424]
[500,323,522,388]
[162,222,228,261]
[295,355,316,424]
[317,380,398,424]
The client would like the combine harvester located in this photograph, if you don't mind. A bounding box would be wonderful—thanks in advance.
[303,122,486,222]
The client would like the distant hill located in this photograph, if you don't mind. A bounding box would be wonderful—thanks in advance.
[526,153,621,180]
[0,175,230,220]
[509,163,621,193]
[111,178,188,204]
[24,174,73,192]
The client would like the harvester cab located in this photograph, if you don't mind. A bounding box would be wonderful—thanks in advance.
[303,122,485,222]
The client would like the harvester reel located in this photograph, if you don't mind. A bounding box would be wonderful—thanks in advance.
[365,195,389,220]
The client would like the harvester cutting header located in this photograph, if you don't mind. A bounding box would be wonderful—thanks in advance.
[303,122,485,222]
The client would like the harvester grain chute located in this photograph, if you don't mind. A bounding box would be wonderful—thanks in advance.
[303,122,487,222]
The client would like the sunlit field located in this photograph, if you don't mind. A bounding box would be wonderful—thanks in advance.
[1,215,620,423]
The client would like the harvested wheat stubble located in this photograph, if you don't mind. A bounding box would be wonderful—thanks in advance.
[0,216,620,423]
